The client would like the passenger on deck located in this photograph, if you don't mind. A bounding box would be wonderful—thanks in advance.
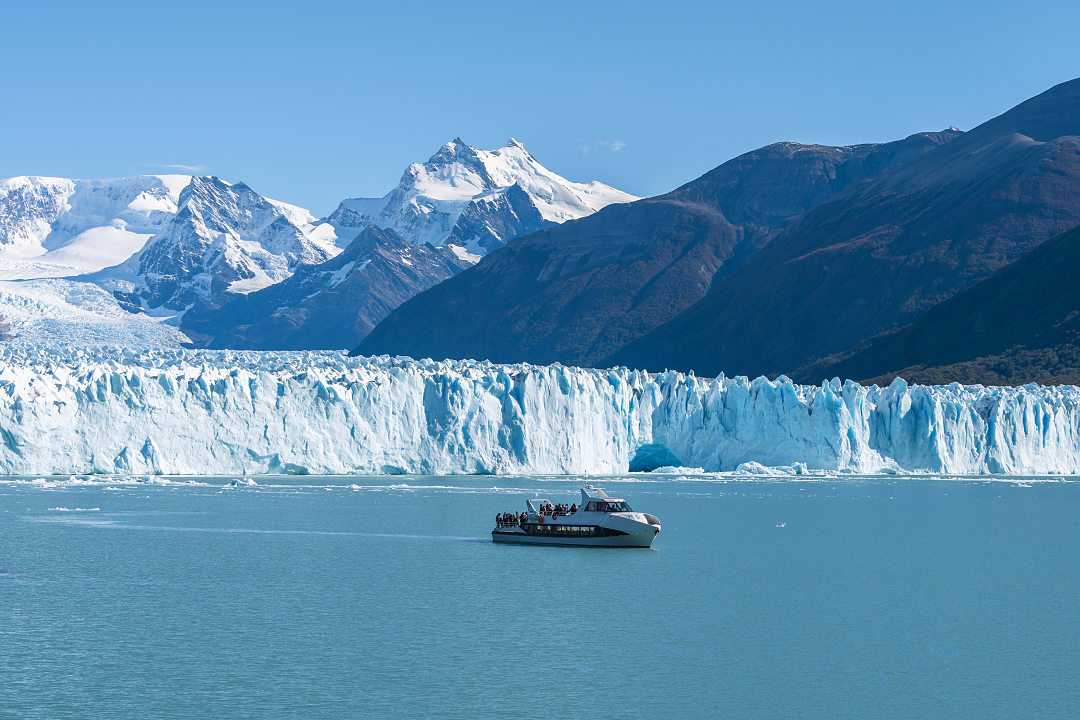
[570,503,577,514]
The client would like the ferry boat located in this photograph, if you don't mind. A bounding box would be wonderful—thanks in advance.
[492,485,661,547]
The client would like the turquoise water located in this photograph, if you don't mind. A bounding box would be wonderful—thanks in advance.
[2,475,1078,719]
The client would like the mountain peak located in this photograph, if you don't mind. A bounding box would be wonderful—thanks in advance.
[188,174,226,185]
[428,137,476,163]
[91,175,336,311]
[323,137,637,258]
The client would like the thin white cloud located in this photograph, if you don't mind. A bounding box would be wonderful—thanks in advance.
[147,163,207,173]
[579,139,628,156]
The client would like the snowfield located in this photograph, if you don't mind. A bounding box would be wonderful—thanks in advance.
[0,280,189,348]
[0,175,190,277]
[0,347,1077,476]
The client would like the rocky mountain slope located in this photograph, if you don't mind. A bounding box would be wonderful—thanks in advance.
[355,130,961,365]
[90,176,337,311]
[181,227,469,349]
[613,78,1080,377]
[178,138,636,347]
[803,224,1080,385]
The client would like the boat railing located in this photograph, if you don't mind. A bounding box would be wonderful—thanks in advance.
[495,510,581,527]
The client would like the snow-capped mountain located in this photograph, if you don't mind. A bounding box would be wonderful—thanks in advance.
[0,173,337,347]
[173,140,636,349]
[0,174,190,278]
[322,138,638,258]
[0,142,634,349]
[93,176,338,311]
[181,226,470,349]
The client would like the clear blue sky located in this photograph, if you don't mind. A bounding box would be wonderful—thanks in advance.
[2,0,1077,214]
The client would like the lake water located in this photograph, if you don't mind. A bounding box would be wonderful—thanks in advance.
[2,474,1078,719]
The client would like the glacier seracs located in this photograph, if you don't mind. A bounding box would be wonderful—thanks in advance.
[0,348,1077,476]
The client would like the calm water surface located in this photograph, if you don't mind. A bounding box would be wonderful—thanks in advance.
[2,474,1078,719]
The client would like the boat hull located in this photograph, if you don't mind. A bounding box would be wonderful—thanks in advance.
[491,527,658,548]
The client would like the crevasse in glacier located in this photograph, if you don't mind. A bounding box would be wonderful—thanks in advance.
[0,348,1077,475]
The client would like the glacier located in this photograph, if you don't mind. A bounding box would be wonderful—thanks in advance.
[0,347,1078,476]
[0,280,189,348]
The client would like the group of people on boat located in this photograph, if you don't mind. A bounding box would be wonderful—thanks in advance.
[496,512,527,528]
[495,502,579,528]
[539,502,576,519]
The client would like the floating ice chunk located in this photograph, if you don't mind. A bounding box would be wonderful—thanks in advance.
[733,462,800,476]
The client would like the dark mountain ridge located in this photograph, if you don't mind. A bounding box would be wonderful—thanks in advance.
[612,78,1080,377]
[355,129,961,365]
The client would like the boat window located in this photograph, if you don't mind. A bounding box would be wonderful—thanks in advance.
[523,524,622,537]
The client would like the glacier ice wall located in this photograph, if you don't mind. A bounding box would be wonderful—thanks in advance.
[0,348,1078,475]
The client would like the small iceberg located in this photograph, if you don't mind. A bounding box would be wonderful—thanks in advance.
[734,462,810,477]
[648,466,707,475]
